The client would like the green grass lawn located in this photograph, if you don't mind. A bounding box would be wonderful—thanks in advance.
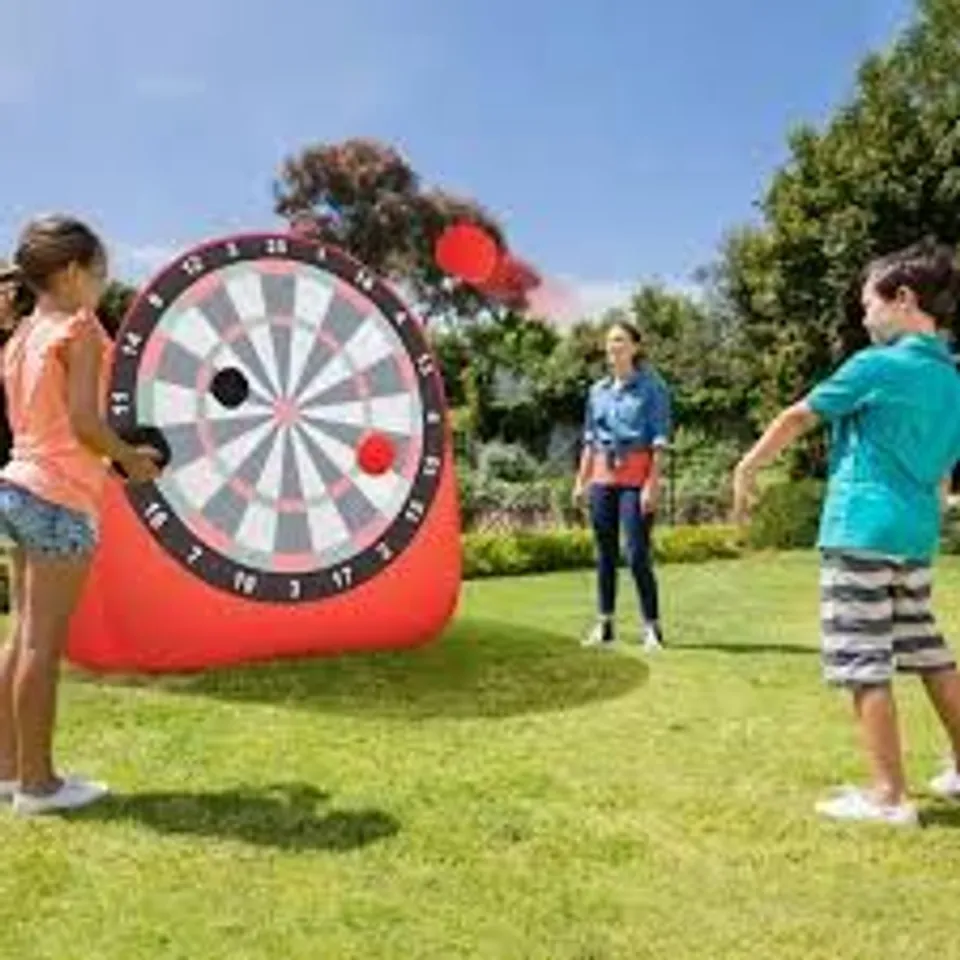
[4,553,960,959]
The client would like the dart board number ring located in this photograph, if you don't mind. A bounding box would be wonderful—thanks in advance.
[108,233,446,604]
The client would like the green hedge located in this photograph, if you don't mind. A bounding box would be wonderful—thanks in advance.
[462,524,744,579]
[747,479,825,550]
[943,502,960,555]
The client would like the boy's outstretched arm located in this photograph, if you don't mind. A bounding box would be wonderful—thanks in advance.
[732,402,820,524]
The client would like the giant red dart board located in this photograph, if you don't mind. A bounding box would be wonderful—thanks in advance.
[67,233,462,673]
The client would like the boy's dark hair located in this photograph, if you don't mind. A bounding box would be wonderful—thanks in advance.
[867,237,960,327]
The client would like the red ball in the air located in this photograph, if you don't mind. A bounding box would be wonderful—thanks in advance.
[434,222,500,285]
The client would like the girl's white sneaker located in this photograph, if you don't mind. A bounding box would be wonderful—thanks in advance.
[815,786,918,827]
[13,776,109,816]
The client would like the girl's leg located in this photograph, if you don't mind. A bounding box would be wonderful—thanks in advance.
[587,484,621,640]
[0,548,25,783]
[16,551,92,793]
[621,489,661,635]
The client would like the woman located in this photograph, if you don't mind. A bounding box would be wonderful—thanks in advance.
[573,320,672,649]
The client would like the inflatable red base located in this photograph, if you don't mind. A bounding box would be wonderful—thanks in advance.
[66,458,462,674]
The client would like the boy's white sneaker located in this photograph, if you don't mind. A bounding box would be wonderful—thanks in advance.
[12,776,109,816]
[815,785,918,827]
[929,767,960,799]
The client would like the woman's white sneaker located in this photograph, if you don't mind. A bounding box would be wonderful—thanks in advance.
[13,777,109,816]
[642,624,663,651]
[582,619,615,647]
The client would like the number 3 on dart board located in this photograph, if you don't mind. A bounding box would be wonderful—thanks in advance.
[66,233,463,674]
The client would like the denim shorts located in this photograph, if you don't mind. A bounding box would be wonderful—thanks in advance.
[0,482,98,557]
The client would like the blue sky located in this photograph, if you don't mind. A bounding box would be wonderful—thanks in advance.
[0,0,913,316]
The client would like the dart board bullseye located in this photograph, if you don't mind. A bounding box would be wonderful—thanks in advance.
[107,234,447,604]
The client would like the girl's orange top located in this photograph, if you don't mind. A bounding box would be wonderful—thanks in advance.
[1,308,112,519]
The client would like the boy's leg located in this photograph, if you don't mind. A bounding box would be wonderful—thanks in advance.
[851,685,908,805]
[922,670,960,767]
[0,548,25,784]
[818,553,911,811]
[888,562,960,783]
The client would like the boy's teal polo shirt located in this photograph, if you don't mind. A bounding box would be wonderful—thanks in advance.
[805,334,960,563]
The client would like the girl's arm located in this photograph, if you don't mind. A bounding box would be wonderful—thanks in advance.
[65,326,161,482]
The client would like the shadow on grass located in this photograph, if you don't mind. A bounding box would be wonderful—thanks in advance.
[919,803,960,830]
[97,618,649,720]
[675,642,815,657]
[72,782,399,852]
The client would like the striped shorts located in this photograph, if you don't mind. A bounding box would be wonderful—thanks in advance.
[820,551,955,687]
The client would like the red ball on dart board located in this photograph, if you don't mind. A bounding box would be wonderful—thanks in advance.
[67,232,462,673]
[357,431,396,476]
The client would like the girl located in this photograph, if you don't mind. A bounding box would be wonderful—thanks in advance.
[574,320,672,650]
[0,215,162,816]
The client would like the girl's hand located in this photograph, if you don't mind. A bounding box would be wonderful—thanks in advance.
[121,445,164,484]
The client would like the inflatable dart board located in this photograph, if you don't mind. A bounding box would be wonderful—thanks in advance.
[67,233,462,673]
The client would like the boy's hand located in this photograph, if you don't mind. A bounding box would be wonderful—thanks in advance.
[731,461,759,526]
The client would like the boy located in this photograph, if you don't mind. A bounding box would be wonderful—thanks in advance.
[733,238,960,826]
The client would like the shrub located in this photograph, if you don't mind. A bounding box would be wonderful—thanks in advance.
[667,428,744,524]
[943,501,960,555]
[477,440,538,483]
[462,524,743,579]
[457,467,479,529]
[653,524,745,563]
[747,480,825,550]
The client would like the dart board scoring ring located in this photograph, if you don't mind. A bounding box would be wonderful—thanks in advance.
[108,233,447,604]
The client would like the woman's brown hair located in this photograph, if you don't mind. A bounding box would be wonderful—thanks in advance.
[606,318,646,366]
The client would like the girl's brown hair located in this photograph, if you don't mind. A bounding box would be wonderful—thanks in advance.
[2,215,106,325]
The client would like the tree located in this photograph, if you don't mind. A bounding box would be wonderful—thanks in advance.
[98,280,138,339]
[716,0,960,445]
[623,284,754,441]
[274,137,538,321]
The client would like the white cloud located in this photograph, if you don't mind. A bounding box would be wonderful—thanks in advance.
[114,242,180,281]
[567,279,636,319]
[530,275,705,328]
[522,277,634,329]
